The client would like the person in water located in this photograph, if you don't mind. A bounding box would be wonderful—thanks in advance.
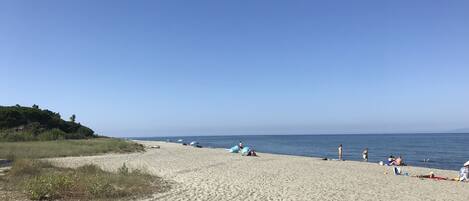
[338,144,343,161]
[362,148,368,162]
[460,161,469,182]
[238,141,244,149]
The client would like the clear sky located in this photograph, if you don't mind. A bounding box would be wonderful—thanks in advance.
[1,0,469,137]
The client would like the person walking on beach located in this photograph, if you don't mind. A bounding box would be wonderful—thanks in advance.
[362,148,368,162]
[338,144,343,161]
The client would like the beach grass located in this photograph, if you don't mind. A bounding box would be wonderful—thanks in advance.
[2,159,169,200]
[0,139,170,200]
[0,138,145,160]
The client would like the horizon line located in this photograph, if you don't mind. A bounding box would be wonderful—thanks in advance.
[124,132,469,139]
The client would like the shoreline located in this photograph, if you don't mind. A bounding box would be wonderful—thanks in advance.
[139,140,459,171]
[153,140,467,175]
[134,138,464,171]
[48,140,469,201]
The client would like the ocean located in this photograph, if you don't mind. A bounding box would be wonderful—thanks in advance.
[132,133,469,171]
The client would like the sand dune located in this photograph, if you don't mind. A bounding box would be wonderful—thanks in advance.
[49,141,469,201]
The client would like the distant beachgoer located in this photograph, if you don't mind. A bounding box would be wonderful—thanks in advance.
[238,141,244,149]
[414,172,448,180]
[391,156,404,166]
[362,148,368,162]
[460,161,469,181]
[423,172,435,178]
[387,155,395,165]
[247,149,257,156]
[393,167,402,175]
[338,144,343,161]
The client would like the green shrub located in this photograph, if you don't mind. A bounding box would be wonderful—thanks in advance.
[75,126,94,137]
[3,159,170,200]
[37,129,65,141]
[0,138,146,160]
[9,159,53,177]
[118,163,129,175]
[63,132,85,140]
[0,105,95,142]
[86,176,116,198]
[76,164,103,174]
[24,122,45,135]
[26,174,73,200]
[0,130,36,142]
[10,159,38,176]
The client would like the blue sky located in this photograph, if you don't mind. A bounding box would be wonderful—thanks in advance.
[1,0,469,136]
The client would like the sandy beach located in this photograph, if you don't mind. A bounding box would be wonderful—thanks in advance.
[48,141,469,201]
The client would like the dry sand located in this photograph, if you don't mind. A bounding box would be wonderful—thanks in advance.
[49,141,469,201]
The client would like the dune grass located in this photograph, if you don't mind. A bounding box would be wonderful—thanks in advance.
[0,139,170,200]
[0,138,145,160]
[2,159,169,200]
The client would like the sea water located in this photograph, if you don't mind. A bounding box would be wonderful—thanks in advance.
[132,133,469,171]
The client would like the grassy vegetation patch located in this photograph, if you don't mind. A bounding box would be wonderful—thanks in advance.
[0,138,145,160]
[0,136,162,200]
[3,160,170,200]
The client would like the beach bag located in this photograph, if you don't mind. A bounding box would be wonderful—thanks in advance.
[229,146,240,153]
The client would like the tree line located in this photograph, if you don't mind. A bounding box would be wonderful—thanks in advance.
[0,105,95,141]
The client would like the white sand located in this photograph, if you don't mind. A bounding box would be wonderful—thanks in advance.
[49,141,469,201]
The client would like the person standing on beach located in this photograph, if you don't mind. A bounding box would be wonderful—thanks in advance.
[338,144,343,161]
[362,148,368,162]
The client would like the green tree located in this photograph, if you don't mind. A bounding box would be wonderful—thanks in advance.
[0,105,95,141]
[70,114,76,123]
